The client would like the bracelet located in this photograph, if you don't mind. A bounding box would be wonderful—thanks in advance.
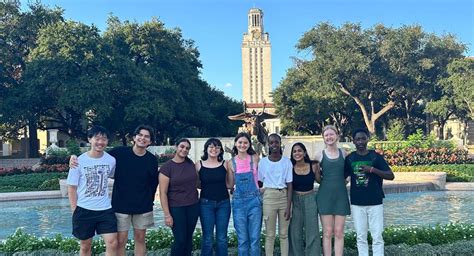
[370,167,375,173]
[164,215,171,218]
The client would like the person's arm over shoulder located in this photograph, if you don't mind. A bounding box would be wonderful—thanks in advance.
[66,157,81,211]
[107,146,121,158]
[372,152,395,180]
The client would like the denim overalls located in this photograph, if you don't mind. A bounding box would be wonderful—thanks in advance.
[231,156,262,256]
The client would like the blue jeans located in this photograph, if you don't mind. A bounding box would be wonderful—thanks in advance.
[200,198,231,256]
[232,196,262,256]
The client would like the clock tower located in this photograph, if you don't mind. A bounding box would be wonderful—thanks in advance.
[242,8,272,105]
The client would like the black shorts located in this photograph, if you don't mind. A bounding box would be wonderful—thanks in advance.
[72,206,117,240]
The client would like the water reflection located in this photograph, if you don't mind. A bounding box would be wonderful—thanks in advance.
[0,191,473,240]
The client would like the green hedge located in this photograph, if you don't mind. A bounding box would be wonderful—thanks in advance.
[0,172,67,192]
[1,223,473,254]
[392,164,474,182]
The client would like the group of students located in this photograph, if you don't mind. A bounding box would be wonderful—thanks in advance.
[67,124,394,256]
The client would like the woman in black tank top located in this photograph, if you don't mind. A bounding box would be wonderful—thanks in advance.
[196,138,232,256]
[288,142,322,255]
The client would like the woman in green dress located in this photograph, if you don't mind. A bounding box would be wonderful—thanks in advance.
[316,125,350,256]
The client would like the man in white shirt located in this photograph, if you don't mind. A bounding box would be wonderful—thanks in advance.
[67,126,118,255]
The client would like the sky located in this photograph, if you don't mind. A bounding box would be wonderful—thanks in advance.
[23,0,474,101]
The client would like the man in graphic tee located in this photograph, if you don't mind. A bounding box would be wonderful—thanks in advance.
[67,126,118,255]
[344,128,395,256]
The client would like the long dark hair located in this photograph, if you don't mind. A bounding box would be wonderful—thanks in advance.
[175,138,193,164]
[201,138,224,161]
[232,132,256,156]
[290,142,312,165]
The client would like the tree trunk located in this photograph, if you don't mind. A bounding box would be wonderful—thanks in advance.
[337,82,394,136]
[28,122,39,158]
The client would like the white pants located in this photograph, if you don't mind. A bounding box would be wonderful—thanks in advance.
[351,204,384,256]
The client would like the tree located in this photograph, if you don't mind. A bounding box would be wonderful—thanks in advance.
[20,20,109,139]
[0,1,64,157]
[273,66,357,137]
[443,58,474,118]
[100,16,240,144]
[282,22,465,136]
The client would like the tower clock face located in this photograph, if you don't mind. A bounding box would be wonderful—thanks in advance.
[252,30,261,39]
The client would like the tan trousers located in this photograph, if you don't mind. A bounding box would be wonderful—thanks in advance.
[263,188,290,256]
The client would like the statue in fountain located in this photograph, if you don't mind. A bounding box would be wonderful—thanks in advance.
[228,101,277,156]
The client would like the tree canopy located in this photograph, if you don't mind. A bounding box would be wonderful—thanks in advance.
[0,2,240,151]
[274,22,467,137]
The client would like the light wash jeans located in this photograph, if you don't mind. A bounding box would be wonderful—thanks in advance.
[351,204,384,256]
[200,198,231,256]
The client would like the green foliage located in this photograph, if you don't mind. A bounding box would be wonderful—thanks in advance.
[66,140,82,156]
[1,3,240,145]
[275,22,465,135]
[386,120,405,141]
[38,178,60,190]
[392,164,474,182]
[442,58,474,119]
[45,147,70,158]
[379,147,471,166]
[1,224,473,254]
[0,172,67,192]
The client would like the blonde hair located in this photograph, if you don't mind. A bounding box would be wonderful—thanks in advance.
[322,125,339,136]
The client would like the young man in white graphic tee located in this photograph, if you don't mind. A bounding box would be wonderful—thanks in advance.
[67,126,118,255]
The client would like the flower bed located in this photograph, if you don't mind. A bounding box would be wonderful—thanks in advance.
[1,223,472,254]
[377,148,472,166]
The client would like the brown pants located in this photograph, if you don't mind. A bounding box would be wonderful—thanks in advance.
[263,188,290,256]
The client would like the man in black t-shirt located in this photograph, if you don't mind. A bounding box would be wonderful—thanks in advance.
[70,124,159,256]
[344,128,394,256]
[110,125,158,256]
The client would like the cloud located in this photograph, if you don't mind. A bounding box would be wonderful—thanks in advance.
[224,82,233,87]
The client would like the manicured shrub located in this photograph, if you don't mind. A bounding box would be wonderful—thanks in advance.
[0,173,67,192]
[41,155,70,166]
[392,164,474,182]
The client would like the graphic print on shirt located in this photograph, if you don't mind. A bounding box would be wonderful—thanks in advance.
[351,160,372,187]
[84,164,110,197]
